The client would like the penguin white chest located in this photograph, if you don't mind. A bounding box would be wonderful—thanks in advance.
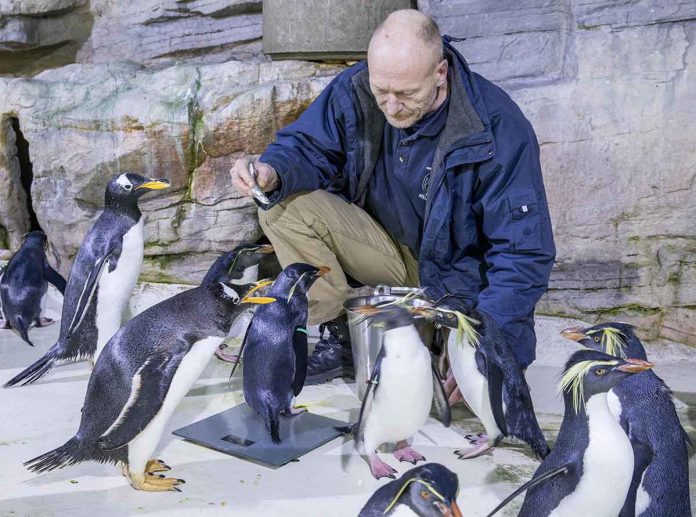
[551,392,634,517]
[95,219,144,359]
[127,336,223,473]
[363,326,432,450]
[447,334,502,438]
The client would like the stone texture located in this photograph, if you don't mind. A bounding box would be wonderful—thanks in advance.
[0,59,340,283]
[0,116,30,250]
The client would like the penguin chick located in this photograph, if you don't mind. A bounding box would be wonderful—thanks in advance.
[561,322,691,517]
[0,231,66,346]
[240,263,329,444]
[360,463,462,516]
[24,279,275,492]
[4,173,170,387]
[488,349,653,517]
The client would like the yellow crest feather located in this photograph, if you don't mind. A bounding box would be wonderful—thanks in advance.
[587,327,627,358]
[433,307,480,348]
[558,359,619,413]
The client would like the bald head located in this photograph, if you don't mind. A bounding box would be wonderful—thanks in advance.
[367,10,447,129]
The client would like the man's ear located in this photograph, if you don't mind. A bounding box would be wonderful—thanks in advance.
[436,58,448,87]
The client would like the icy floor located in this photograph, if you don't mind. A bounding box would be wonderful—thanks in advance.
[1,285,694,516]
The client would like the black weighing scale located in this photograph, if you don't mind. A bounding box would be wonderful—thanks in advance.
[173,403,349,468]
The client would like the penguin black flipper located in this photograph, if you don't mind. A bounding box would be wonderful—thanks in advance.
[487,464,570,517]
[45,264,67,295]
[96,342,188,450]
[292,326,308,397]
[229,321,253,380]
[355,345,386,444]
[431,363,451,427]
[475,348,507,435]
[65,241,122,340]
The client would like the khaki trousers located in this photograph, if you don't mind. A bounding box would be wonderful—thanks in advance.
[258,190,419,325]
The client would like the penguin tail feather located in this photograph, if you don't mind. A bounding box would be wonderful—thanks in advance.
[15,317,34,347]
[4,347,59,388]
[268,407,281,445]
[24,437,82,474]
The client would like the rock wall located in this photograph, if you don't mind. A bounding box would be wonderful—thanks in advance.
[0,0,694,344]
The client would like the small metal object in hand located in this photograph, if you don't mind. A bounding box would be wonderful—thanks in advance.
[248,160,271,205]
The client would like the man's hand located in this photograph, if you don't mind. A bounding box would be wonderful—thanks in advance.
[230,158,279,198]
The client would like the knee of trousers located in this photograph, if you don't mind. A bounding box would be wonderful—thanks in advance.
[257,190,336,229]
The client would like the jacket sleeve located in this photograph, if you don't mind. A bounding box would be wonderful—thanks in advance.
[258,74,350,206]
[472,115,556,355]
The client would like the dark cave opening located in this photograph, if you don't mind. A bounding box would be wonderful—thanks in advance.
[10,117,43,233]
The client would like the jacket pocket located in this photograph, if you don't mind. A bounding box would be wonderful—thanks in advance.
[508,187,542,251]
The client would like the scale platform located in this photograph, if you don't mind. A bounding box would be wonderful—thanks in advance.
[173,403,349,468]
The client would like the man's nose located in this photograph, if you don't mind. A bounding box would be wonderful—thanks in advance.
[386,96,402,116]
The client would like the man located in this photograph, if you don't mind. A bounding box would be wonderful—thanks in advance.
[231,10,555,384]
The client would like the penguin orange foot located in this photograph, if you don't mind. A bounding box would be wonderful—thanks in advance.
[455,433,494,459]
[393,442,426,464]
[35,317,56,327]
[128,472,185,492]
[146,459,171,474]
[368,454,397,480]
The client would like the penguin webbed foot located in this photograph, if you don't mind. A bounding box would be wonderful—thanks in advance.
[35,317,56,328]
[368,454,397,480]
[454,433,495,459]
[393,442,426,465]
[146,458,171,474]
[282,405,307,416]
[214,344,239,363]
[129,471,185,492]
[0,318,10,329]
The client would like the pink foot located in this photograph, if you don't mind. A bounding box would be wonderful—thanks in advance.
[214,344,239,363]
[36,317,55,327]
[368,454,397,480]
[283,405,307,416]
[0,318,9,329]
[444,370,465,405]
[454,433,494,459]
[393,442,426,464]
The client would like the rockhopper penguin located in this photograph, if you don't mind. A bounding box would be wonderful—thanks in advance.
[4,173,170,387]
[350,305,451,480]
[239,263,329,443]
[24,275,275,492]
[488,349,654,517]
[0,230,66,346]
[561,323,691,517]
[360,463,462,516]
[413,303,549,459]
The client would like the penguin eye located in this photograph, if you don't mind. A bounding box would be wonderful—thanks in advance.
[595,368,606,376]
[420,490,431,500]
[123,184,133,191]
[594,336,600,343]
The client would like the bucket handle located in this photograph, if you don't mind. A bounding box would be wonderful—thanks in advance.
[373,284,419,296]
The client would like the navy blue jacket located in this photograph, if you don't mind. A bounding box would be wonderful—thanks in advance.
[260,39,555,367]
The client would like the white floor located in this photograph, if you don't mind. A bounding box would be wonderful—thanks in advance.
[1,285,694,516]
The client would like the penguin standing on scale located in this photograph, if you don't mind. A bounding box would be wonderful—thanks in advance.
[561,322,691,517]
[414,302,549,459]
[349,305,451,480]
[4,173,170,387]
[237,263,329,443]
[24,265,275,492]
[488,349,654,517]
[0,231,66,346]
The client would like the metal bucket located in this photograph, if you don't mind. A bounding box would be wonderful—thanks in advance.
[343,286,433,400]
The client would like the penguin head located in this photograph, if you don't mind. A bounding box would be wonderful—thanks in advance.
[412,306,481,347]
[105,173,171,212]
[354,305,414,331]
[275,263,331,301]
[412,306,459,329]
[560,349,653,413]
[560,322,646,361]
[203,243,274,285]
[382,463,462,516]
[22,230,47,247]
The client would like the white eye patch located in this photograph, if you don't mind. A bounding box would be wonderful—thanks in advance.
[116,174,133,190]
[219,283,240,303]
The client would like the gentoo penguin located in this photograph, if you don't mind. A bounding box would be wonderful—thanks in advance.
[4,173,170,387]
[561,323,691,517]
[360,463,462,517]
[487,349,654,517]
[24,277,275,491]
[239,263,329,443]
[414,303,549,459]
[0,231,66,346]
[350,305,451,480]
[203,242,275,362]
